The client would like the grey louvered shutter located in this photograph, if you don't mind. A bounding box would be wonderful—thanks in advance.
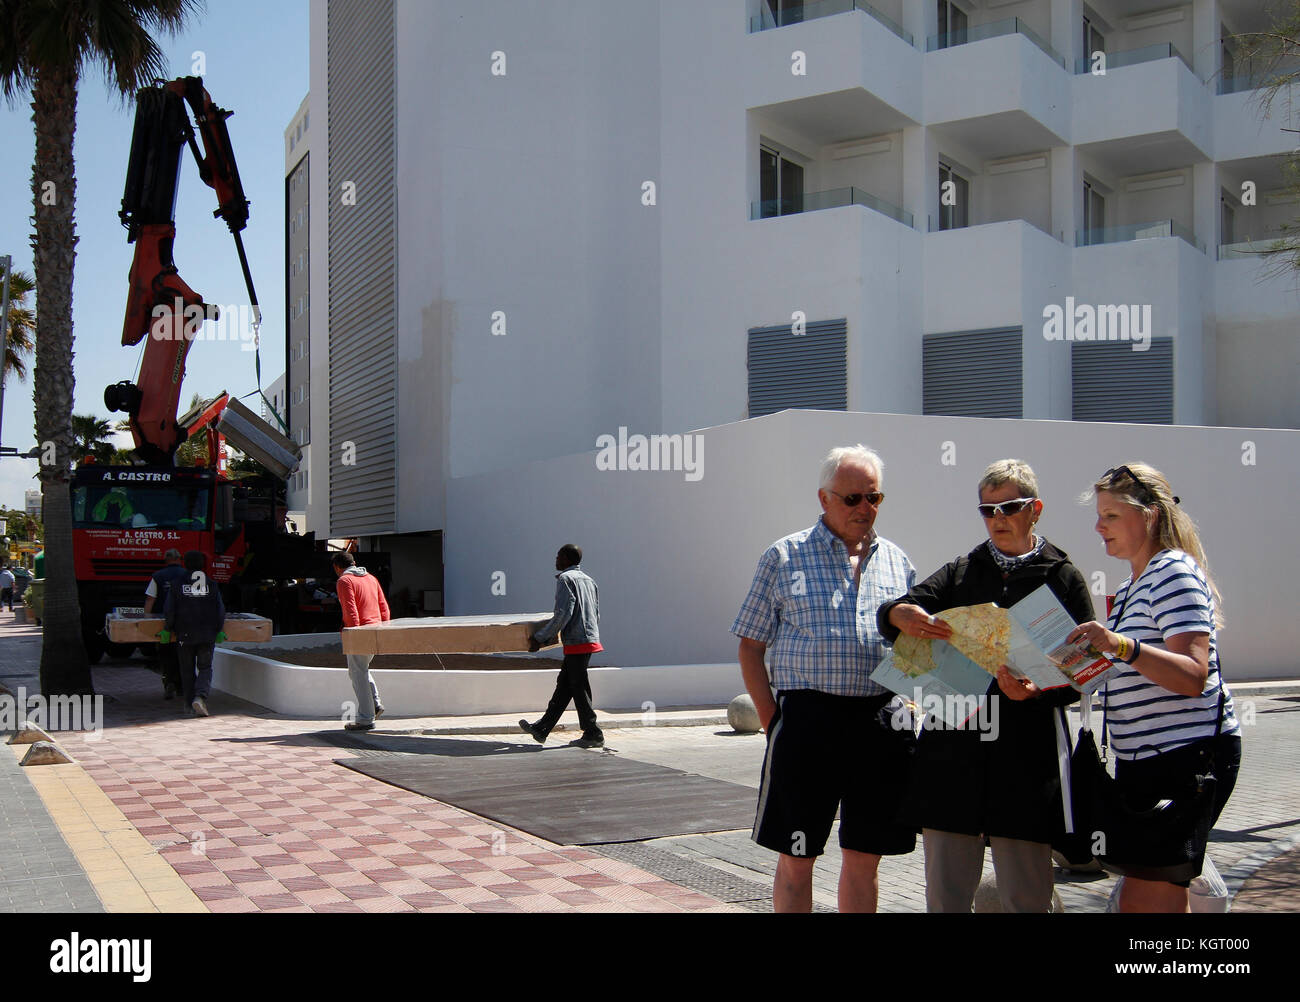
[748,319,848,418]
[923,328,1023,418]
[328,0,397,535]
[1072,339,1174,423]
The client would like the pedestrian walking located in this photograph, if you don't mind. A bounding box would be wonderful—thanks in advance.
[334,552,391,731]
[519,544,605,748]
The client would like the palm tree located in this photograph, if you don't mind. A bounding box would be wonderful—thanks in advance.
[3,267,36,383]
[71,413,114,463]
[0,0,201,695]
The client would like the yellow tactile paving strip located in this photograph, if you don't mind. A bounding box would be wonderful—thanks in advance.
[9,744,207,913]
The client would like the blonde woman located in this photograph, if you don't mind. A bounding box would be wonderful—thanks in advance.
[1070,463,1241,913]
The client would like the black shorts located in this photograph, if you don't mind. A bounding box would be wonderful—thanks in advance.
[753,689,916,859]
[1114,733,1242,887]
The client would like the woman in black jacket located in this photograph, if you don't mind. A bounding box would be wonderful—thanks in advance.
[877,459,1094,912]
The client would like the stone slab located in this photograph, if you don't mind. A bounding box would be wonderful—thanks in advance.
[106,611,271,644]
[340,614,556,656]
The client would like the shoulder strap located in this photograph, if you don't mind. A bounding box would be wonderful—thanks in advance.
[1099,585,1136,756]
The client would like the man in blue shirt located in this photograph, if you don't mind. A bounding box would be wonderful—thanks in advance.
[733,445,916,912]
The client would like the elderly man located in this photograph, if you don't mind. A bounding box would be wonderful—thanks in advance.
[732,445,917,912]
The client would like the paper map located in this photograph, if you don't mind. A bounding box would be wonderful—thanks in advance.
[872,584,1117,728]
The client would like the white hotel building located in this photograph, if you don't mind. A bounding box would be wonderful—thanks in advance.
[296,0,1299,675]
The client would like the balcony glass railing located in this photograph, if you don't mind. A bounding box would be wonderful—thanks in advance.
[1217,65,1300,95]
[1073,42,1193,76]
[749,0,913,45]
[1076,219,1203,252]
[751,185,914,227]
[926,17,1066,69]
[1218,237,1290,260]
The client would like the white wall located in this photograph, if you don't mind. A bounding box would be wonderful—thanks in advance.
[446,409,1300,680]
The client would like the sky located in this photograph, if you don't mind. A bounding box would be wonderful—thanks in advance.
[0,0,310,512]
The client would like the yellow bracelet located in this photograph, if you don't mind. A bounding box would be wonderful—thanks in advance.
[1115,635,1130,661]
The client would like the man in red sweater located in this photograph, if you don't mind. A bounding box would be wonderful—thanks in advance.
[333,552,391,731]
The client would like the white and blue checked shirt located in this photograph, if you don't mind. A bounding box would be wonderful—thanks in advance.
[732,518,915,697]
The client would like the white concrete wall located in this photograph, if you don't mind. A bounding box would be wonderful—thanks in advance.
[212,634,742,715]
[446,409,1299,680]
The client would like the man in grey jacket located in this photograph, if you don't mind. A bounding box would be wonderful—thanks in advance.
[519,544,605,748]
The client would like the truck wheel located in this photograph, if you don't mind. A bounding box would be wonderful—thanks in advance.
[105,642,137,660]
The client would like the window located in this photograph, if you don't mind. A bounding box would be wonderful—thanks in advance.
[747,319,847,417]
[923,328,1023,418]
[1082,179,1105,244]
[759,146,803,218]
[1220,192,1235,245]
[938,161,969,230]
[1083,14,1104,66]
[1221,26,1236,86]
[936,0,968,49]
[763,0,806,28]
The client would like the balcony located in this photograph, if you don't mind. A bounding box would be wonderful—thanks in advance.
[1218,236,1290,261]
[1077,219,1203,253]
[1074,43,1193,76]
[751,185,913,227]
[926,17,1065,70]
[749,0,913,46]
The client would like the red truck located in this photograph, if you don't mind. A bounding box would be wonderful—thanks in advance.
[73,77,374,661]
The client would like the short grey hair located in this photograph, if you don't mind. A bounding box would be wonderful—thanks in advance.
[978,459,1039,499]
[819,445,884,490]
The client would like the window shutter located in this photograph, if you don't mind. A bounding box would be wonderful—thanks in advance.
[747,319,848,418]
[923,328,1023,418]
[1072,339,1174,423]
[328,0,397,535]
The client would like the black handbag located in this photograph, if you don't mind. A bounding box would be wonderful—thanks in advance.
[1069,688,1223,884]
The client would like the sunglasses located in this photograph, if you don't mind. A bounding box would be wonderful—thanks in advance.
[976,497,1036,518]
[1102,466,1179,506]
[829,489,884,508]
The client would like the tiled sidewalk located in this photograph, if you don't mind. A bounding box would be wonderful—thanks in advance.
[54,666,737,913]
[0,743,103,913]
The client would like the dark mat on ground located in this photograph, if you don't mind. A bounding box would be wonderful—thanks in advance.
[335,749,756,845]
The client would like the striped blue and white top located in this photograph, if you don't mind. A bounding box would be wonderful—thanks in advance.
[1104,549,1239,760]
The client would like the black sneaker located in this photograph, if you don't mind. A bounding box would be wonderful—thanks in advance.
[572,734,605,749]
[518,719,545,744]
[344,721,374,732]
[163,681,176,700]
[374,704,385,719]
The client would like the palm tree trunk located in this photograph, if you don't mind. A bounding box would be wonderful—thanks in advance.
[32,64,93,696]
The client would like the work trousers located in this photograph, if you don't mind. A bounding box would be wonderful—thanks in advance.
[178,643,215,705]
[346,653,382,725]
[0,587,12,611]
[536,653,602,739]
[923,829,1054,913]
[158,642,182,695]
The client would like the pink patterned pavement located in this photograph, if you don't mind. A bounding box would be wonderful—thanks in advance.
[60,665,737,913]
